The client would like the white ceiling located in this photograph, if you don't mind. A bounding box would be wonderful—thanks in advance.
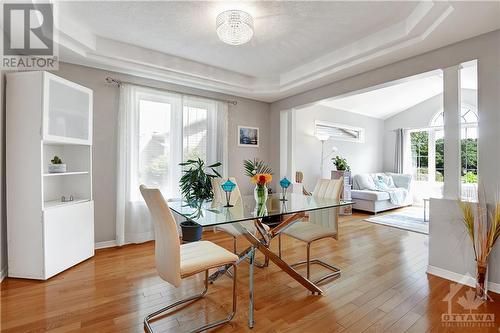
[54,1,500,102]
[319,63,478,119]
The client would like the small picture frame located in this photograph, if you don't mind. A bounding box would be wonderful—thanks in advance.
[238,126,259,147]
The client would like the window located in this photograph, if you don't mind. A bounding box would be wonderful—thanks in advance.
[410,131,429,181]
[138,100,172,194]
[431,105,478,184]
[315,121,365,143]
[125,87,227,201]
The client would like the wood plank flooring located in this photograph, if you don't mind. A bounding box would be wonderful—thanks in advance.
[1,212,499,332]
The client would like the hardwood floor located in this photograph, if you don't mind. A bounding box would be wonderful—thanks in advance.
[1,212,499,332]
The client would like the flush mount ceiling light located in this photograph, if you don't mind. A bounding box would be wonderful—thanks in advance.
[216,10,254,45]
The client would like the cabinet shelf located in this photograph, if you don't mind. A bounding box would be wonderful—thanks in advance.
[43,171,89,177]
[43,198,90,210]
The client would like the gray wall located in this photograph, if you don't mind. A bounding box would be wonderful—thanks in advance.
[295,104,384,190]
[52,62,270,243]
[0,70,5,278]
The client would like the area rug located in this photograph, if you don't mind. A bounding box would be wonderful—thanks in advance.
[364,208,428,234]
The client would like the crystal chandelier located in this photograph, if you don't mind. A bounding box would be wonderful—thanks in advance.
[216,10,254,45]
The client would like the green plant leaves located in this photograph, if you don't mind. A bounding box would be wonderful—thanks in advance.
[243,158,273,177]
[332,155,350,171]
[179,157,222,201]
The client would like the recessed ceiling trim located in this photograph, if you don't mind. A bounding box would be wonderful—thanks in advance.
[55,1,493,102]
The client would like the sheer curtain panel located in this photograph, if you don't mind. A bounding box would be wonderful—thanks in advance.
[116,85,228,245]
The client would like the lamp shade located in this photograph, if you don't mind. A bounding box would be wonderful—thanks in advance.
[221,179,236,192]
[279,177,291,189]
[315,134,330,141]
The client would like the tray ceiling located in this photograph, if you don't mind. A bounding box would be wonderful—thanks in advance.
[55,1,500,102]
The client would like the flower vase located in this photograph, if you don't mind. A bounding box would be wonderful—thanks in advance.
[254,184,268,206]
[476,261,488,300]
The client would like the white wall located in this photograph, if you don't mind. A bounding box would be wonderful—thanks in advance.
[52,62,271,243]
[294,104,384,191]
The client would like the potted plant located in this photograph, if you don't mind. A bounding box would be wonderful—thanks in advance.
[178,158,221,242]
[332,155,350,172]
[48,155,66,173]
[332,155,351,184]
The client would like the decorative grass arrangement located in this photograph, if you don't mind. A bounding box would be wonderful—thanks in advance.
[458,189,500,299]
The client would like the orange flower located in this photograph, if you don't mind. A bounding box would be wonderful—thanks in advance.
[251,173,272,185]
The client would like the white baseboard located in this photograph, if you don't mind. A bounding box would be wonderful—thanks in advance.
[0,266,7,283]
[427,265,500,294]
[95,240,118,250]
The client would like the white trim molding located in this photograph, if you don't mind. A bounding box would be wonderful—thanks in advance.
[95,240,118,250]
[55,2,453,102]
[427,265,500,295]
[0,266,7,283]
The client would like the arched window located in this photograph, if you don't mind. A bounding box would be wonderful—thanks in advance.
[430,105,478,127]
[428,105,478,184]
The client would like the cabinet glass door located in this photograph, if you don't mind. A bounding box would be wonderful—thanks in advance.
[44,74,92,144]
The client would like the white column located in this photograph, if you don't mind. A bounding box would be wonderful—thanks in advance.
[279,109,302,193]
[442,65,461,199]
[279,110,288,178]
[285,109,296,180]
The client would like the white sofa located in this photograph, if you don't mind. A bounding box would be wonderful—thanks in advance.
[351,173,413,214]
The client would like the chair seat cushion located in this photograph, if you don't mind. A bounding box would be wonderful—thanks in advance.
[180,241,238,277]
[351,189,390,201]
[216,220,270,237]
[282,222,336,243]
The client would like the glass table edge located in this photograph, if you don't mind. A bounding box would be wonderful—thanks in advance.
[168,200,355,227]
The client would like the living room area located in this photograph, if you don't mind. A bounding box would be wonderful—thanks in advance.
[1,2,500,333]
[287,61,478,235]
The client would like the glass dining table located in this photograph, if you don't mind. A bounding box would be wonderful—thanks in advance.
[168,192,353,328]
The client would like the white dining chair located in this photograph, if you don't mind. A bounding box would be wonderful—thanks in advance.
[211,177,270,256]
[279,178,343,284]
[140,185,238,333]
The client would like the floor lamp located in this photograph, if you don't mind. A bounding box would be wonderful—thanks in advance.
[316,134,338,178]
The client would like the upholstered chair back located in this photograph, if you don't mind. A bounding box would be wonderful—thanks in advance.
[140,185,182,287]
[312,178,343,200]
[211,177,242,206]
[310,179,344,236]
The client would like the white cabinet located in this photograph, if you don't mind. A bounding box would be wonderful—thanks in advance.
[7,71,94,280]
[44,73,92,144]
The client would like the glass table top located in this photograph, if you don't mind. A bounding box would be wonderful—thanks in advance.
[168,193,354,227]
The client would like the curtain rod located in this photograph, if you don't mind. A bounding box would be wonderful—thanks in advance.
[104,77,238,105]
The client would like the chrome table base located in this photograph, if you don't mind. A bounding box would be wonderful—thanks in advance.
[208,213,327,328]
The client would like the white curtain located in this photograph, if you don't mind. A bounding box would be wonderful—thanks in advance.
[394,128,405,173]
[116,84,228,246]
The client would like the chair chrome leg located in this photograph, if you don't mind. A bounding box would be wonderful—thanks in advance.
[306,242,311,280]
[289,242,341,286]
[144,266,237,333]
[233,236,237,254]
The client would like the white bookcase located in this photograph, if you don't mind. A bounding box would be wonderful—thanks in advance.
[6,71,94,280]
